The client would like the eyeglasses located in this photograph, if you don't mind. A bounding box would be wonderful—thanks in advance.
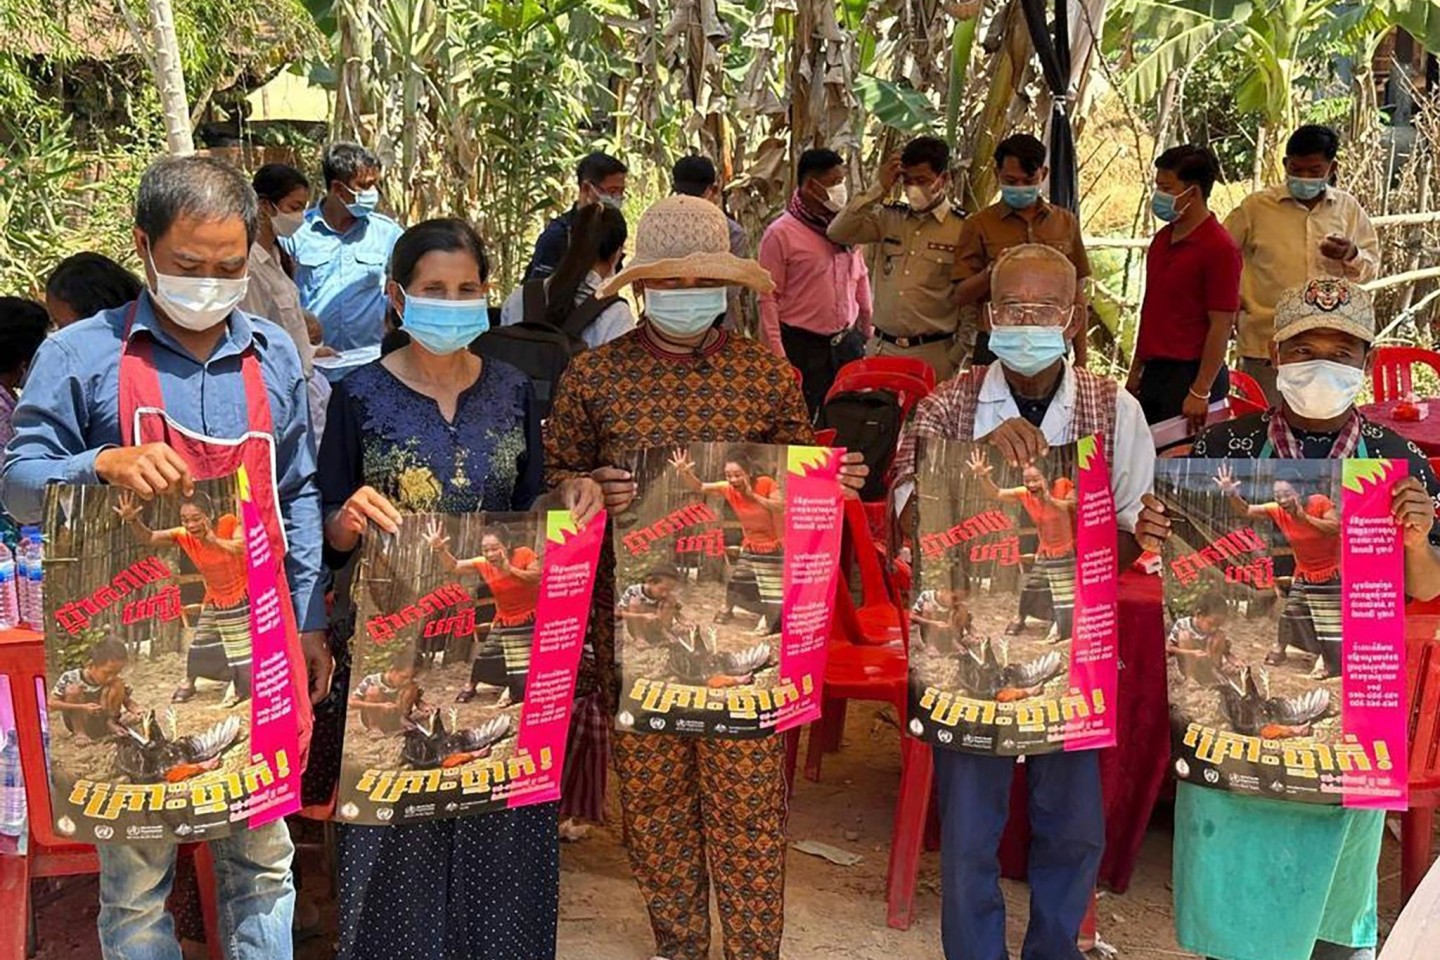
[988,301,1073,327]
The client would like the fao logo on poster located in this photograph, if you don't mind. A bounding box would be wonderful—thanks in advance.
[1203,768,1220,785]
[94,825,114,840]
[617,711,635,730]
[1175,759,1191,778]
[648,717,667,732]
[56,817,76,837]
[908,719,924,737]
[339,803,360,821]
[376,808,394,822]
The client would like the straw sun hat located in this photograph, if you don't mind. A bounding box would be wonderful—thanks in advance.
[600,194,775,296]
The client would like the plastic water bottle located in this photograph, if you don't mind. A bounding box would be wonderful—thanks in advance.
[0,544,18,630]
[12,537,28,628]
[19,527,42,630]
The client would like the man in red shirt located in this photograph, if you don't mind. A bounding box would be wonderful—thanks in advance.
[1127,145,1242,429]
[1216,464,1342,679]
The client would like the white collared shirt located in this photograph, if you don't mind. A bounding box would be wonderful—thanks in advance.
[893,361,1154,531]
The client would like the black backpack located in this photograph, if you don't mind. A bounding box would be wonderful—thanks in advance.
[471,281,621,418]
[816,389,904,502]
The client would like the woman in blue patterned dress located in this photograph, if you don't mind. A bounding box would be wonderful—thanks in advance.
[317,218,600,960]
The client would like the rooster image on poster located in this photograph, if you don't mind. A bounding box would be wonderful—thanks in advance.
[1215,464,1341,680]
[400,709,515,769]
[429,521,540,707]
[965,449,1077,643]
[666,625,775,689]
[669,448,785,636]
[114,709,245,783]
[115,490,253,707]
[1216,665,1332,739]
[952,636,1066,702]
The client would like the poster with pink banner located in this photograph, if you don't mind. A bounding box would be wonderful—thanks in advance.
[906,436,1118,756]
[1154,458,1408,808]
[40,470,296,843]
[613,443,845,738]
[336,509,604,826]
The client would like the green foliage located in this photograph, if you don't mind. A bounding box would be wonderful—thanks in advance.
[854,75,941,134]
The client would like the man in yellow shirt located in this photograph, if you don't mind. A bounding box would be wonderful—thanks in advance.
[1224,124,1380,401]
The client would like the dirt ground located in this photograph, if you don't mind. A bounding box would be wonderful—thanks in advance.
[1167,601,1343,744]
[27,695,1413,960]
[48,651,250,786]
[339,654,524,772]
[618,578,781,689]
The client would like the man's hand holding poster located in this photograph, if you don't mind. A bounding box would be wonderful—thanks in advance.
[907,436,1119,755]
[1155,458,1408,808]
[336,509,604,826]
[612,443,845,738]
[42,470,296,843]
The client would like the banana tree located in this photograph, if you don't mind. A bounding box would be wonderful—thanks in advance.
[1109,0,1440,183]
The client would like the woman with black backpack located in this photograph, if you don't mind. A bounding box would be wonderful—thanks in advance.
[498,202,634,349]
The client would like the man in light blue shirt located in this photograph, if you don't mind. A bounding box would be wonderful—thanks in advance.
[281,142,403,359]
[0,155,330,960]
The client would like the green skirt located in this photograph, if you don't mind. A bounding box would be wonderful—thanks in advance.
[1173,782,1383,960]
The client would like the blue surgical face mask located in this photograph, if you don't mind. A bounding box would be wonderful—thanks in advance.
[1150,188,1189,223]
[345,184,380,219]
[1287,176,1328,202]
[399,294,490,355]
[988,325,1068,376]
[1000,185,1040,210]
[644,286,728,338]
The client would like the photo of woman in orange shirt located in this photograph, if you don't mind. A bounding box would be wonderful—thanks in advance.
[1216,464,1342,679]
[670,448,785,636]
[967,449,1078,642]
[430,523,542,705]
[115,490,252,706]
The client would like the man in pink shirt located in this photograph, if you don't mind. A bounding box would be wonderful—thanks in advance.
[758,148,873,418]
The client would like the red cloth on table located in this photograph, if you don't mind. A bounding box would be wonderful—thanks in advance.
[1358,400,1440,457]
[997,570,1169,893]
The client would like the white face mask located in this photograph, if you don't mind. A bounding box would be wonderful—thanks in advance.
[905,184,932,210]
[1275,359,1365,420]
[146,247,248,332]
[823,181,849,212]
[271,208,305,238]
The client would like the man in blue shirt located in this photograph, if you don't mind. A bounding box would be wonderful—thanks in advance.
[523,150,628,282]
[282,141,403,360]
[1,155,331,960]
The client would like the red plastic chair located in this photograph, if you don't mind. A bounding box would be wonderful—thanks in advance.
[1372,346,1440,403]
[792,356,938,927]
[1401,601,1440,904]
[0,629,223,960]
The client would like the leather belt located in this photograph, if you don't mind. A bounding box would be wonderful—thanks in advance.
[873,329,953,348]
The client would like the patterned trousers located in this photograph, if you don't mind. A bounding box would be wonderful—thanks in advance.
[614,731,788,960]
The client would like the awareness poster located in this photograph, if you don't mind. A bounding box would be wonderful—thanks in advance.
[613,443,845,738]
[41,469,299,843]
[337,510,604,825]
[907,436,1119,755]
[1155,459,1408,808]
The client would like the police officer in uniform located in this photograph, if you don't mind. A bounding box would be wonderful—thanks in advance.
[828,136,966,382]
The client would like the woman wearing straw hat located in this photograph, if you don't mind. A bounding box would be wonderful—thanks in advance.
[544,194,867,960]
